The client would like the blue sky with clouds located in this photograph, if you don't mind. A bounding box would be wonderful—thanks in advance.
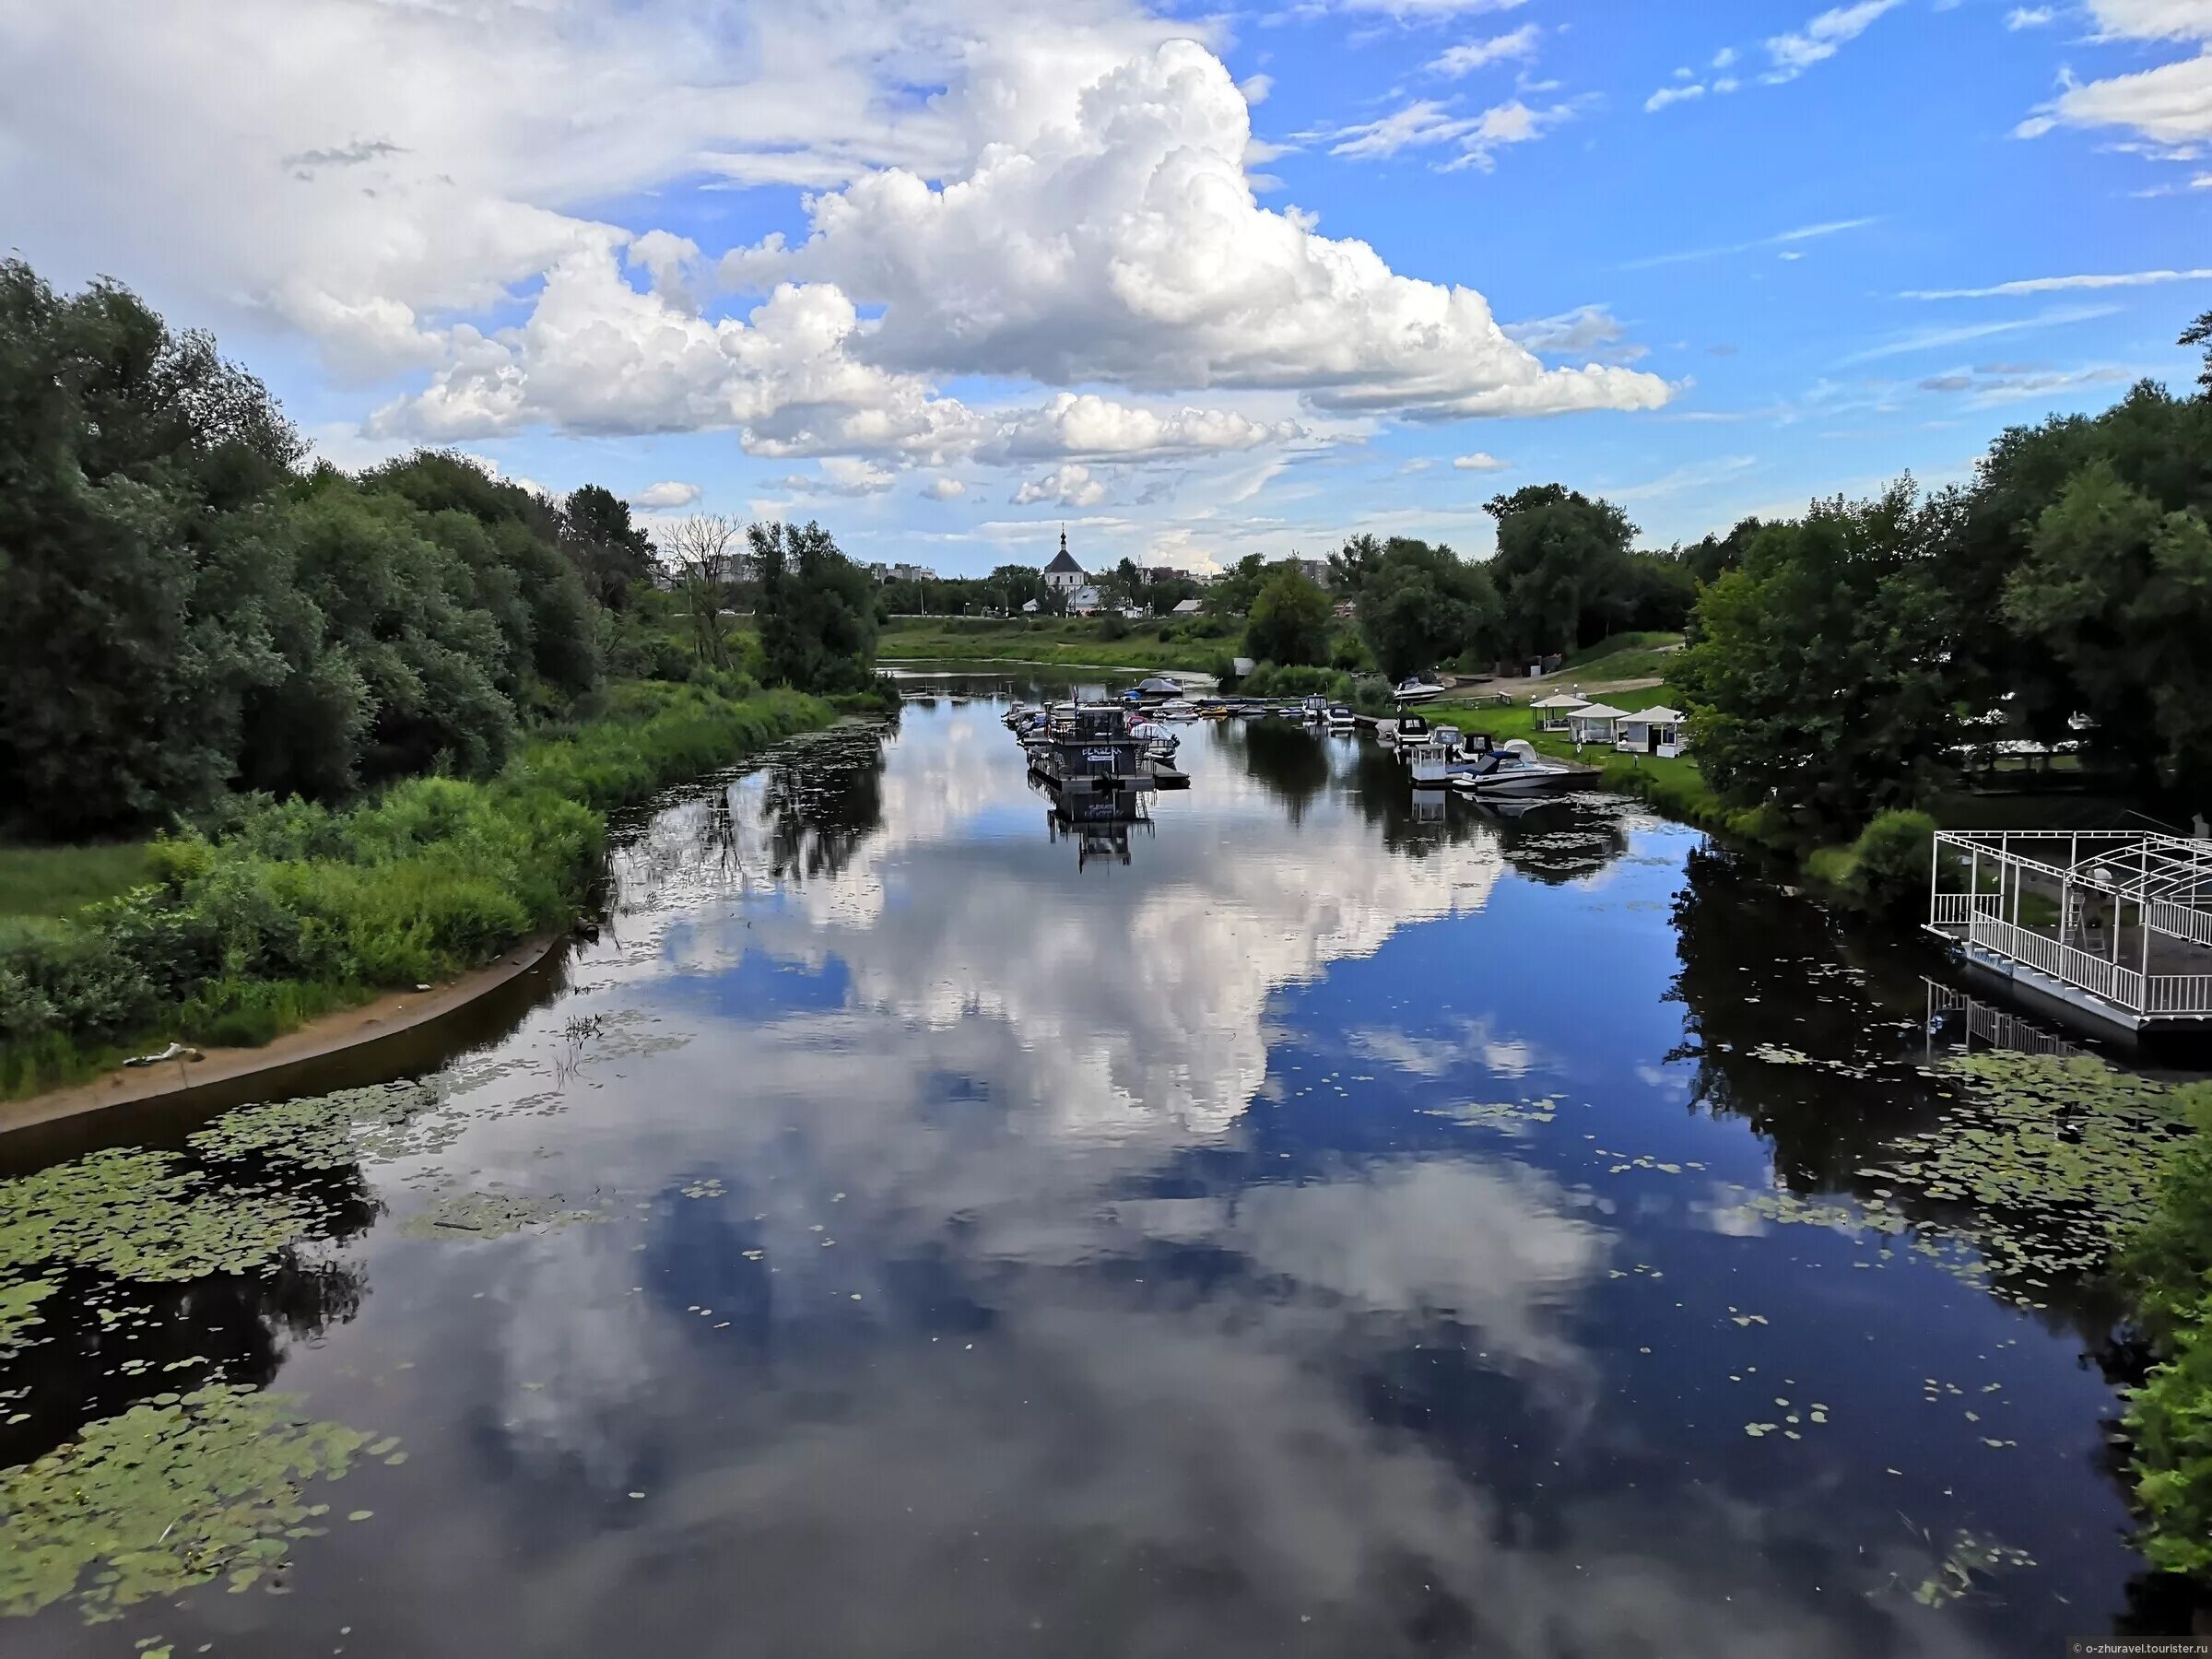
[5,0,2206,573]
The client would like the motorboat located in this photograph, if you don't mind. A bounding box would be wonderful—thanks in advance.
[1132,675,1185,700]
[1299,694,1330,724]
[1393,677,1447,705]
[1129,720,1180,761]
[1324,704,1358,730]
[1449,738,1600,796]
[1394,712,1430,744]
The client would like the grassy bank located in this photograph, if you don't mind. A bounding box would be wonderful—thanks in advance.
[0,679,835,1098]
[877,616,1230,673]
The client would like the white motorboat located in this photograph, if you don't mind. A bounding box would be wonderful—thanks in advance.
[1450,738,1597,795]
[1393,677,1447,704]
[1324,704,1358,730]
[1299,694,1330,723]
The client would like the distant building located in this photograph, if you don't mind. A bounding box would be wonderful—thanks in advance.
[1171,597,1203,615]
[1066,584,1106,615]
[1042,528,1087,594]
[1275,556,1331,588]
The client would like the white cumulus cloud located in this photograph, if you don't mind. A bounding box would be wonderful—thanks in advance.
[1452,452,1511,470]
[1014,463,1110,508]
[627,480,703,510]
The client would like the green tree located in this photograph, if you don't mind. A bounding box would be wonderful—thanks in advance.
[2003,462,2212,790]
[755,520,878,691]
[1671,484,1963,828]
[0,261,304,833]
[563,484,661,609]
[1348,538,1502,681]
[1244,567,1333,666]
[1945,380,2212,759]
[1484,485,1639,656]
[1206,553,1270,618]
[2183,310,2212,395]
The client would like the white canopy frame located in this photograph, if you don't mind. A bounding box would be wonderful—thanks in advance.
[1926,830,2212,1022]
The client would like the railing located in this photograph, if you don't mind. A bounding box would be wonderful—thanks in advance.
[1966,914,2146,1010]
[1931,893,2002,928]
[2145,976,2212,1017]
[2146,899,2212,950]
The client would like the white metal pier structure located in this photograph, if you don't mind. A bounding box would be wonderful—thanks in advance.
[1925,830,2212,1038]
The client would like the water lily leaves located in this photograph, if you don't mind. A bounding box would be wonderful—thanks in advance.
[0,1383,384,1624]
[188,1080,451,1170]
[0,1278,56,1355]
[0,1149,322,1284]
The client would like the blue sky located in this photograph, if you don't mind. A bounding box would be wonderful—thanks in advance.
[5,0,2207,572]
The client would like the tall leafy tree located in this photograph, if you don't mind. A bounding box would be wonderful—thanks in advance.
[1347,538,1501,680]
[1244,567,1333,666]
[1672,485,1964,828]
[1484,485,1639,656]
[562,484,662,609]
[0,261,303,833]
[2183,310,2212,395]
[754,520,879,692]
[2004,462,2212,791]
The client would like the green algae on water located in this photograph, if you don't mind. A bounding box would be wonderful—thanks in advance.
[400,1189,602,1240]
[0,1277,55,1354]
[189,1079,453,1170]
[0,1383,384,1623]
[0,1148,322,1284]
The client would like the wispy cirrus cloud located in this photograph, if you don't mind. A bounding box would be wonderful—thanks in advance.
[1838,304,2120,364]
[1902,266,2212,299]
[1764,0,1905,83]
[1623,217,1878,271]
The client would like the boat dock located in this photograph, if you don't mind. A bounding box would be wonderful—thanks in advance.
[1925,829,2212,1038]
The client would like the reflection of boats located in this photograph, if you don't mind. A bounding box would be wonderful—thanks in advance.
[1393,677,1446,704]
[1470,794,1561,821]
[1410,785,1448,825]
[1047,798,1154,867]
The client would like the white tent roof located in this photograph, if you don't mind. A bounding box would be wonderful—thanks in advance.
[1570,702,1630,721]
[1625,705,1685,724]
[1528,693,1590,709]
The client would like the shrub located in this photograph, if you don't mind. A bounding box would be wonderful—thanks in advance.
[2121,1085,2212,1580]
[0,681,834,1095]
[1848,807,1938,914]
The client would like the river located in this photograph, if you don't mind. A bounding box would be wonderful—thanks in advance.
[0,671,2187,1655]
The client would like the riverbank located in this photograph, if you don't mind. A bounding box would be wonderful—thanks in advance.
[0,678,838,1101]
[0,930,567,1133]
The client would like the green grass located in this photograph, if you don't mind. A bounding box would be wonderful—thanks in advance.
[0,679,838,1099]
[1563,630,1683,669]
[0,842,155,924]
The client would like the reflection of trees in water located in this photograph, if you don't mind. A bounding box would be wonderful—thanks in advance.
[0,1162,373,1479]
[757,722,893,884]
[1665,845,2120,1340]
[1234,719,1333,824]
[1482,798,1630,885]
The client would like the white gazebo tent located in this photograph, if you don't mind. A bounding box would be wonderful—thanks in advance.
[1528,692,1589,733]
[1566,701,1630,746]
[1618,705,1689,759]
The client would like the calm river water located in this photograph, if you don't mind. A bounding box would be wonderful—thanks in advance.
[0,672,2185,1656]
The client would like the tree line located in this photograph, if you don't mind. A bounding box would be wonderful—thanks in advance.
[1227,491,1715,683]
[1674,333,2212,835]
[0,262,883,840]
